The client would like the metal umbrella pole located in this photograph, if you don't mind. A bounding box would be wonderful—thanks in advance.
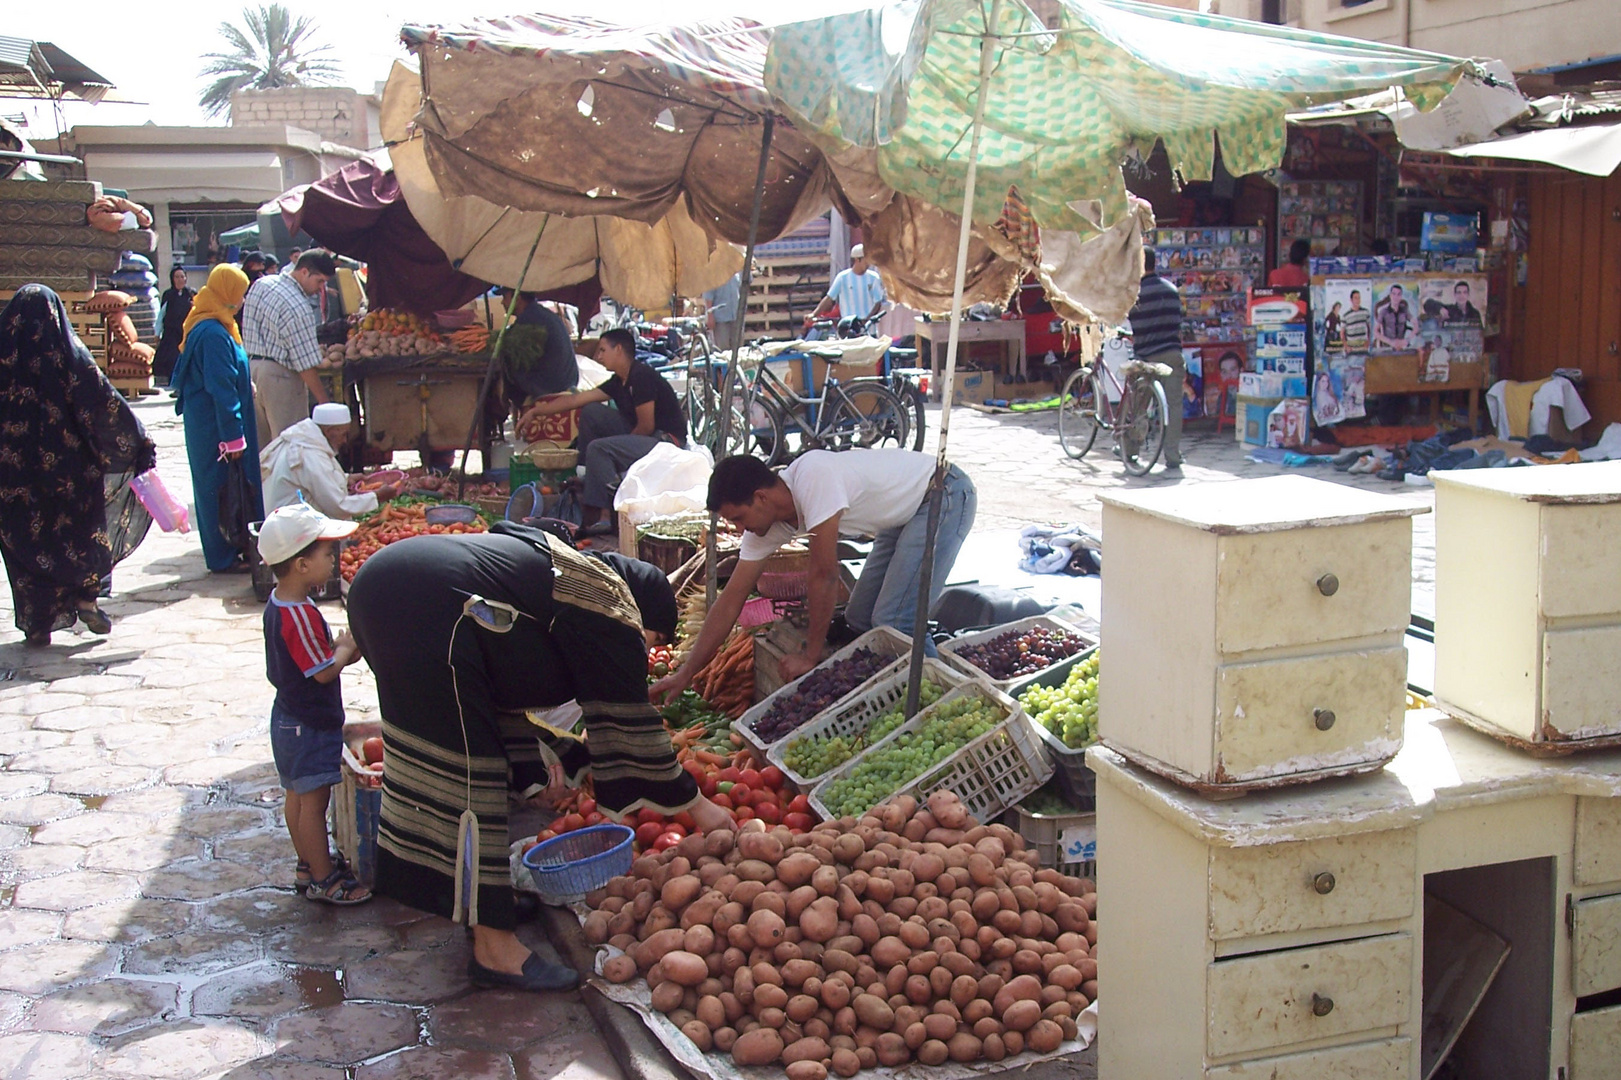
[455,218,549,502]
[904,0,1002,719]
[706,114,776,606]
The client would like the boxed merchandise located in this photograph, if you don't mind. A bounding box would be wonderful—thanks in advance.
[1237,394,1283,445]
[1266,398,1310,448]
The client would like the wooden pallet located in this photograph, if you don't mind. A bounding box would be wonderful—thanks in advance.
[743,255,830,339]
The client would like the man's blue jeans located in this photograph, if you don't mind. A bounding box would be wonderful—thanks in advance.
[844,465,977,654]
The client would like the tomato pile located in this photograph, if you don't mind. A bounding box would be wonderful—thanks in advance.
[340,502,488,581]
[647,644,675,678]
[684,758,815,832]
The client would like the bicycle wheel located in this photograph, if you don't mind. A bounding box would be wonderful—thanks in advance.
[1057,368,1101,459]
[822,384,910,453]
[892,375,927,451]
[1120,377,1168,477]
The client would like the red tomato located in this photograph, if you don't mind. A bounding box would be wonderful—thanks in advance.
[784,812,815,832]
[710,793,733,810]
[578,798,597,817]
[729,784,752,806]
[718,766,741,784]
[788,794,812,815]
[755,802,781,825]
[759,766,785,791]
[637,808,666,827]
[700,777,717,798]
[635,822,663,848]
[674,811,696,832]
[738,768,762,790]
[361,737,385,765]
[584,811,605,826]
[653,831,684,851]
[732,806,755,821]
[558,813,586,833]
[535,829,558,843]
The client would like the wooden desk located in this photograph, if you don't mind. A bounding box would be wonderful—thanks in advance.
[914,317,1026,396]
[1361,354,1484,430]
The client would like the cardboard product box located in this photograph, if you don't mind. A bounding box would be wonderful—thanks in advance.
[1266,399,1310,449]
[780,355,882,393]
[1236,394,1283,445]
[950,369,995,406]
[996,374,1051,401]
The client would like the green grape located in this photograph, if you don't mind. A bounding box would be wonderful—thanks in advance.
[819,694,1005,818]
[779,681,944,779]
[1017,651,1101,750]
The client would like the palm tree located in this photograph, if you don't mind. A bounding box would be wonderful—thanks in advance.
[198,3,342,118]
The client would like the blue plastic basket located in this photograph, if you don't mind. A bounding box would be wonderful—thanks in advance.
[522,823,635,905]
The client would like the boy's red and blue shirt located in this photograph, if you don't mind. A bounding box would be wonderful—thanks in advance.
[263,595,344,728]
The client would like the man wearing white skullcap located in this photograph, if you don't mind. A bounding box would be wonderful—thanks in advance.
[808,242,889,331]
[260,401,398,519]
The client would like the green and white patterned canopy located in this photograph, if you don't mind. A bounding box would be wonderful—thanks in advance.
[765,0,1472,231]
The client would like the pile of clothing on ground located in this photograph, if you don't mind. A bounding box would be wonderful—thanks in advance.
[1018,524,1101,575]
[1333,429,1600,483]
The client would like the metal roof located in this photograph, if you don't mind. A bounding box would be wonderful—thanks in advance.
[0,37,113,102]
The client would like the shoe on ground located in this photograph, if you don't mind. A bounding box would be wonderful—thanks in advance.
[468,953,579,992]
[78,605,112,635]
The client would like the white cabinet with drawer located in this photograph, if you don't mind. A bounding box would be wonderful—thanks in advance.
[1100,476,1424,790]
[1433,461,1621,749]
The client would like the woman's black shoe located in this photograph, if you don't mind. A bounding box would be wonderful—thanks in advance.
[467,953,579,992]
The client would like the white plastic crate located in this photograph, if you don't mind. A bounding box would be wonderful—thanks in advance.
[766,658,967,791]
[938,615,1096,693]
[1009,646,1099,809]
[810,679,1052,826]
[1010,803,1097,874]
[734,626,912,760]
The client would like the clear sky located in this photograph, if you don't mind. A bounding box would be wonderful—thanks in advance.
[8,0,855,141]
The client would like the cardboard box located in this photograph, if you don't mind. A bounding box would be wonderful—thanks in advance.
[1266,399,1310,449]
[950,369,995,406]
[780,354,881,393]
[996,374,1051,401]
[1237,394,1283,445]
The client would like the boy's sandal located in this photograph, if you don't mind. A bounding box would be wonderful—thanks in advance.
[295,852,352,894]
[307,866,371,906]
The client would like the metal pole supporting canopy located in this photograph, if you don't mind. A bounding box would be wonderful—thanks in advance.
[903,0,1003,719]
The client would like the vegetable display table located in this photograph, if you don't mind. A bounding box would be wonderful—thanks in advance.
[1090,714,1621,1079]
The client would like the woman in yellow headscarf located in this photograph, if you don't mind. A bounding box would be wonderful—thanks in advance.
[170,264,264,572]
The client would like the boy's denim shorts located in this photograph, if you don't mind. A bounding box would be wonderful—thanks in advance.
[270,708,345,794]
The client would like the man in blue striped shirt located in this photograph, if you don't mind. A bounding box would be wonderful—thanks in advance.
[809,245,888,331]
[1125,249,1186,470]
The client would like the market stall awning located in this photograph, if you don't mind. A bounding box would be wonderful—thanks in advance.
[379,62,743,311]
[396,14,838,248]
[1443,121,1621,178]
[765,0,1475,233]
[277,158,491,317]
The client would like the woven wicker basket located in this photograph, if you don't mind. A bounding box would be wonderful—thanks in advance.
[757,571,808,600]
[763,545,810,576]
[520,442,578,471]
[473,495,511,521]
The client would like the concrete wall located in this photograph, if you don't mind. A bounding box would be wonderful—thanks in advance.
[229,87,373,150]
[1216,0,1621,74]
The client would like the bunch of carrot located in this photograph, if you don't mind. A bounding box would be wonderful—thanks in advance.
[449,325,490,354]
[690,630,755,719]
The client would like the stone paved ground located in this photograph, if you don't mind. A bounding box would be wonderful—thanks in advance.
[0,391,1436,1079]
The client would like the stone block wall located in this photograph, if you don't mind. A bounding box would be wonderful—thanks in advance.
[229,87,368,148]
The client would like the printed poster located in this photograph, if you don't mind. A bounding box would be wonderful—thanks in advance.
[1314,355,1367,426]
[1370,278,1419,353]
[1201,344,1245,418]
[1417,276,1487,327]
[1315,278,1373,357]
[1182,348,1204,420]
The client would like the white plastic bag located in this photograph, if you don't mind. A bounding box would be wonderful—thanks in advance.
[612,442,714,522]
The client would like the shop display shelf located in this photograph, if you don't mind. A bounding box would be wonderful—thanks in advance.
[733,626,912,761]
[938,614,1095,693]
[766,658,967,792]
[1009,646,1099,809]
[809,679,1051,826]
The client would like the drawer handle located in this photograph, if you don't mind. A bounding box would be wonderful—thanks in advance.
[1313,708,1336,731]
[1312,872,1336,895]
[1311,994,1335,1017]
[1316,573,1340,597]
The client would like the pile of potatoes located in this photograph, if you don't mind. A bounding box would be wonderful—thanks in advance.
[582,791,1098,1077]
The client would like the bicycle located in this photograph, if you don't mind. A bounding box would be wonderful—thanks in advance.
[807,314,928,452]
[1057,332,1170,476]
[734,342,912,467]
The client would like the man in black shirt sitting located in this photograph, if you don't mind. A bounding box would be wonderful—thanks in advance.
[520,328,687,532]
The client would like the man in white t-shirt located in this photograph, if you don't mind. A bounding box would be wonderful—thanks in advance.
[807,245,889,331]
[649,450,977,700]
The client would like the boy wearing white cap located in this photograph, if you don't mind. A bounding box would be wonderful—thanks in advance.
[256,504,370,905]
[259,402,397,519]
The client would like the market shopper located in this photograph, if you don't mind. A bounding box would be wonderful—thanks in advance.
[259,402,397,518]
[0,285,157,646]
[1268,238,1311,287]
[704,271,744,351]
[518,328,686,533]
[808,244,888,329]
[170,264,265,573]
[651,449,976,699]
[1125,249,1186,470]
[154,266,195,384]
[242,250,335,448]
[347,522,731,990]
[501,289,580,400]
[256,503,370,905]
